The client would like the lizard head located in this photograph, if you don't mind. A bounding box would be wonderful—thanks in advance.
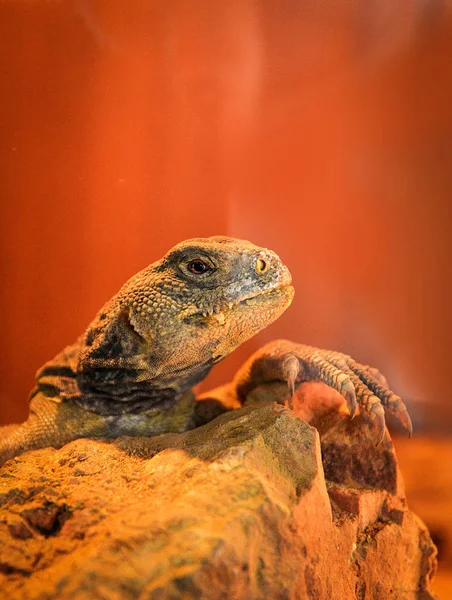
[121,236,294,380]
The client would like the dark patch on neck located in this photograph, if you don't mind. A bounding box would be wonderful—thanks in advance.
[33,304,217,416]
[74,306,217,414]
[73,387,179,416]
[74,358,214,416]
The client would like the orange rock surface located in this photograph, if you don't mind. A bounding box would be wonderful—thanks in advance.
[0,402,437,600]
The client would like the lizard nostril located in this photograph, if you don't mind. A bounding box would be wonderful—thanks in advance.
[256,258,268,274]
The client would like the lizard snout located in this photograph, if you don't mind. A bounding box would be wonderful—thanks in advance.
[254,250,292,289]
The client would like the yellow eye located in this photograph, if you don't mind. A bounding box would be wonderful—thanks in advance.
[256,258,268,274]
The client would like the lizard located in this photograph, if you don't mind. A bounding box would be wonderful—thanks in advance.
[0,236,412,466]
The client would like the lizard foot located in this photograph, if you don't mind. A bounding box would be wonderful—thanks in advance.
[280,344,412,444]
[233,340,412,444]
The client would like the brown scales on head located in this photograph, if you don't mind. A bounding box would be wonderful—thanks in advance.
[0,236,411,467]
[118,236,294,379]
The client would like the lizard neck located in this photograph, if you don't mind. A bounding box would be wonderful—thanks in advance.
[73,304,214,414]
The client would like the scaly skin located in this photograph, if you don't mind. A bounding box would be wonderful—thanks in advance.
[0,236,411,466]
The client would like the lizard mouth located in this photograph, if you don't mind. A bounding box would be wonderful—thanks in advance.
[189,283,294,323]
[236,283,294,309]
[182,283,294,327]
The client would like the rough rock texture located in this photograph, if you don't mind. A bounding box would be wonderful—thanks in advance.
[395,437,452,599]
[0,397,438,600]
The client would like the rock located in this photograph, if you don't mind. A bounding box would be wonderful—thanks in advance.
[394,436,452,598]
[0,397,438,600]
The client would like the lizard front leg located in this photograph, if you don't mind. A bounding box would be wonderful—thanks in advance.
[0,390,199,467]
[231,340,412,444]
[0,394,109,466]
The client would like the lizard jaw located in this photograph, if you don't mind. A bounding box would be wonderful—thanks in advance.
[194,283,295,326]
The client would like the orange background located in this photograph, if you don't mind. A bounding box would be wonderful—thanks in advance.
[0,1,451,434]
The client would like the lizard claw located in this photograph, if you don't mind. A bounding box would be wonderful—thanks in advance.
[357,392,388,445]
[282,353,300,408]
[402,409,413,438]
[373,411,386,446]
[393,405,413,438]
[343,384,357,420]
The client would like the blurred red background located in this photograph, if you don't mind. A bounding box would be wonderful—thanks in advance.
[0,1,451,435]
[1,2,452,594]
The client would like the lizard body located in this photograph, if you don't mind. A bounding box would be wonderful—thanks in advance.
[0,236,411,465]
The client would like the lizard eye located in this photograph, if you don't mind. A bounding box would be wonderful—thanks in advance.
[187,259,211,275]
